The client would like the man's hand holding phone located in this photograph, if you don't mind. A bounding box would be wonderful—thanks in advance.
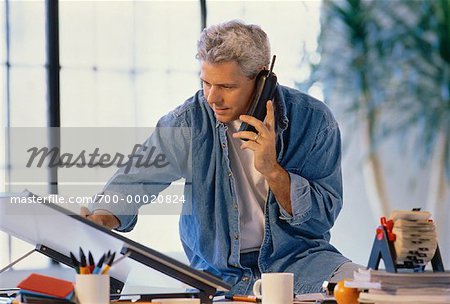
[233,100,293,215]
[233,100,280,178]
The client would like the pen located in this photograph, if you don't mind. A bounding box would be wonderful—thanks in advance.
[92,254,106,274]
[101,252,116,274]
[225,295,260,303]
[69,251,80,274]
[79,247,90,274]
[88,251,95,274]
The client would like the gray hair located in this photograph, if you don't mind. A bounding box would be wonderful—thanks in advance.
[196,20,271,79]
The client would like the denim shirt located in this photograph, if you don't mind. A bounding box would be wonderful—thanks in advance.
[94,85,350,294]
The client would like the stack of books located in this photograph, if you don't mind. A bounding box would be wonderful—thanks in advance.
[347,268,450,303]
[17,273,75,303]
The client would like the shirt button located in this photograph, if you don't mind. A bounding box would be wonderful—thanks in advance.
[242,276,249,282]
[228,171,232,177]
[222,143,226,148]
[233,204,238,210]
[234,234,239,240]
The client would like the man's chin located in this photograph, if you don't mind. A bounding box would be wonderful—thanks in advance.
[215,114,238,123]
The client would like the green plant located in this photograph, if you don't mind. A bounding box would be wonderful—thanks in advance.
[303,0,392,217]
[378,0,450,180]
[299,0,450,218]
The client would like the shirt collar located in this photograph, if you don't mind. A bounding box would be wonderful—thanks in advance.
[273,85,289,134]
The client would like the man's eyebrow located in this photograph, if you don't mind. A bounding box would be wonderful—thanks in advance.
[200,78,238,87]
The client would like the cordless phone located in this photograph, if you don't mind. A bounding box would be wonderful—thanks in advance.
[238,55,278,138]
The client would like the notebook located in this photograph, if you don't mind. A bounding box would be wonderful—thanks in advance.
[17,273,74,299]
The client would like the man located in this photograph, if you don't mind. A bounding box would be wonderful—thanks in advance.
[83,20,359,295]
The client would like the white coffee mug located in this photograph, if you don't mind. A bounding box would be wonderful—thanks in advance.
[253,272,294,304]
[75,274,110,304]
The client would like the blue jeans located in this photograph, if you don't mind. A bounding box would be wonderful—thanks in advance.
[240,251,262,282]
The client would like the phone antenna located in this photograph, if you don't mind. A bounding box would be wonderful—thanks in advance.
[269,55,276,73]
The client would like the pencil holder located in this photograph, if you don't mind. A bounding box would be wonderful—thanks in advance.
[75,274,110,304]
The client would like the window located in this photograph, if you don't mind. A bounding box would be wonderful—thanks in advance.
[207,1,322,95]
[1,0,48,269]
[1,0,322,271]
[58,1,201,260]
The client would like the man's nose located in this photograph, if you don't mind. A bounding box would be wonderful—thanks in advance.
[206,86,223,104]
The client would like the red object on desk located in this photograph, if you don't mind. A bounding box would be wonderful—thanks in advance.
[379,216,396,242]
[17,273,74,299]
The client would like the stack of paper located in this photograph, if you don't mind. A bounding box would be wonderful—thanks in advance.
[390,210,438,268]
[348,269,450,303]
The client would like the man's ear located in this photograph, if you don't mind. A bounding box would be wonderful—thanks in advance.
[249,66,267,80]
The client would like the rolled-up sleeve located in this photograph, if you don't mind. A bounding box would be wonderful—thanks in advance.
[278,172,312,224]
[89,112,191,232]
[278,122,343,235]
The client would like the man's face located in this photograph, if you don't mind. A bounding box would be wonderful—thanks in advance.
[200,60,256,123]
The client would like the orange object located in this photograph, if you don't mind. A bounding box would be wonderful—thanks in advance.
[379,217,396,242]
[17,273,74,299]
[333,280,359,304]
[226,295,260,302]
[79,265,90,274]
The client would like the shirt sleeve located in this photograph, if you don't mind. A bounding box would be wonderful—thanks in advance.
[278,122,343,236]
[89,112,191,232]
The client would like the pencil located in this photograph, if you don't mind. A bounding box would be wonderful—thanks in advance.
[93,254,106,274]
[225,295,260,303]
[69,251,80,274]
[79,247,90,274]
[101,252,116,274]
[88,251,95,274]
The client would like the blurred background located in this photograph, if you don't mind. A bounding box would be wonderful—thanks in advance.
[1,0,449,288]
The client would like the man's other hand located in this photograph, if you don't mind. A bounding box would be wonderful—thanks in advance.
[80,207,120,230]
